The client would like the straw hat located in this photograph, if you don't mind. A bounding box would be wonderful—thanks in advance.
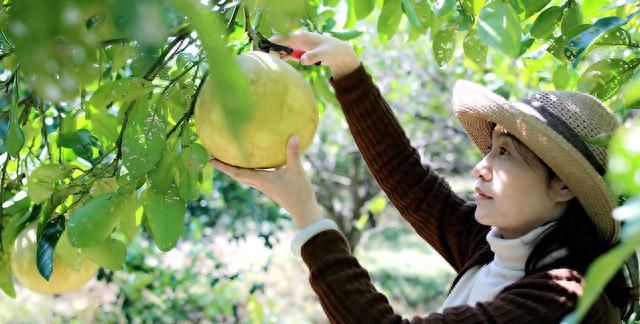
[452,80,620,244]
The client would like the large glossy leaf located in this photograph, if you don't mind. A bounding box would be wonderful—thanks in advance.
[176,143,209,201]
[522,0,551,18]
[547,24,591,61]
[355,0,375,19]
[88,77,155,110]
[59,129,100,163]
[378,0,403,43]
[122,97,167,178]
[402,0,421,29]
[36,217,65,280]
[477,2,521,58]
[463,29,488,64]
[67,192,124,248]
[552,64,571,90]
[407,0,432,41]
[433,29,455,66]
[83,237,127,270]
[26,164,64,204]
[577,58,640,101]
[565,16,628,66]
[560,1,582,35]
[143,185,186,252]
[530,6,563,39]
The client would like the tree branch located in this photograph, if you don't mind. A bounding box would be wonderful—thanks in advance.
[167,72,209,140]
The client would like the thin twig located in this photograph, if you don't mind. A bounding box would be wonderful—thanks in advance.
[161,59,203,95]
[166,72,209,139]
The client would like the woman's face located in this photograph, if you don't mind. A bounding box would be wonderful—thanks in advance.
[471,125,574,239]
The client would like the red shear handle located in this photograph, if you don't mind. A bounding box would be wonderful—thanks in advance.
[291,49,322,66]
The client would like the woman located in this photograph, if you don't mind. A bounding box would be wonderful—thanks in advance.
[210,31,637,323]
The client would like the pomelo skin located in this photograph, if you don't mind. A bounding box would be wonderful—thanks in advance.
[10,222,98,294]
[195,51,319,169]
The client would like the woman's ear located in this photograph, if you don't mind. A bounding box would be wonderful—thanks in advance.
[549,177,575,203]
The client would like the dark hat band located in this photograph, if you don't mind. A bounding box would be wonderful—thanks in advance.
[521,98,606,176]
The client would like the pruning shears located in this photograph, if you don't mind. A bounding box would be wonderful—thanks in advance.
[244,9,321,67]
[248,31,321,66]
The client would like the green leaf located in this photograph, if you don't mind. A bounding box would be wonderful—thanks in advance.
[562,232,640,323]
[529,6,563,39]
[143,185,186,252]
[621,75,640,108]
[606,122,640,197]
[564,16,628,66]
[67,192,124,248]
[148,137,180,193]
[552,64,571,90]
[433,0,456,17]
[477,2,521,58]
[59,129,100,163]
[88,108,119,145]
[2,205,37,252]
[577,58,640,101]
[36,216,65,280]
[457,0,475,30]
[176,143,209,200]
[0,256,16,298]
[105,45,136,73]
[355,0,375,19]
[547,24,591,61]
[83,237,127,271]
[433,29,455,66]
[55,231,82,271]
[122,97,167,178]
[378,0,403,43]
[522,0,551,18]
[119,192,141,242]
[408,0,432,41]
[27,164,64,204]
[402,0,421,29]
[172,0,253,144]
[329,30,363,41]
[463,30,488,64]
[560,0,582,35]
[88,77,155,109]
[6,102,25,158]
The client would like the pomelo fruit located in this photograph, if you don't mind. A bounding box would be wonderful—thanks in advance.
[195,51,318,168]
[10,222,98,294]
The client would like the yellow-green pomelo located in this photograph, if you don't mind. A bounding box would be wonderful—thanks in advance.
[10,222,98,294]
[195,51,318,168]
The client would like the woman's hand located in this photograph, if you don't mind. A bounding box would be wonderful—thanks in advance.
[209,135,323,228]
[269,31,361,79]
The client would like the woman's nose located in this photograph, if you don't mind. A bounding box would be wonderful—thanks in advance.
[472,154,492,181]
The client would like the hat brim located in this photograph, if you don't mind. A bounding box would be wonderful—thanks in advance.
[451,80,619,244]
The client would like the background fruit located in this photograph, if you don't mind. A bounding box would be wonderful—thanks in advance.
[10,222,99,294]
[195,51,318,168]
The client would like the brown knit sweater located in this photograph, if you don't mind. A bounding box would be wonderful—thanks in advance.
[299,64,619,323]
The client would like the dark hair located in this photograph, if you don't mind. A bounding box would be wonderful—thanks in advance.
[490,124,639,320]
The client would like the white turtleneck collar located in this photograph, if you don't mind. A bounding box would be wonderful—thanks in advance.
[439,222,566,310]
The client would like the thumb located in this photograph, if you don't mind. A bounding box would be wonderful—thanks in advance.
[300,50,323,66]
[286,135,301,166]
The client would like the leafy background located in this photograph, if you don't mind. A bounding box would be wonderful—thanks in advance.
[0,0,639,322]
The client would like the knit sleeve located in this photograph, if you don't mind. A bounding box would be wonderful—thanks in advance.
[329,64,481,271]
[301,230,619,324]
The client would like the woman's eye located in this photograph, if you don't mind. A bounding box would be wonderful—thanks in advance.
[499,146,508,155]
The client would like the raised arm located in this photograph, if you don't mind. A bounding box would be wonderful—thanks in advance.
[271,31,482,270]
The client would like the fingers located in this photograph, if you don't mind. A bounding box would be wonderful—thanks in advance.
[299,48,326,66]
[209,159,265,185]
[286,135,301,168]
